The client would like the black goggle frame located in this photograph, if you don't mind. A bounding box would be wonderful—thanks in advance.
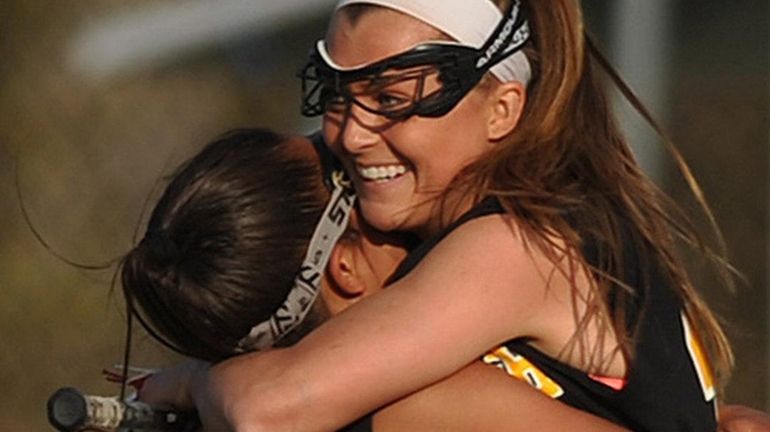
[299,0,530,121]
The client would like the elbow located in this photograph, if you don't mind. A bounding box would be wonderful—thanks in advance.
[226,388,312,432]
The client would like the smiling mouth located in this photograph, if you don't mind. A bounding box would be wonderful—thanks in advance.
[357,164,408,183]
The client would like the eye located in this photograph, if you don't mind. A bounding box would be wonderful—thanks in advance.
[375,92,409,109]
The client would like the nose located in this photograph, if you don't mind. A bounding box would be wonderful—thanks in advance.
[328,104,381,155]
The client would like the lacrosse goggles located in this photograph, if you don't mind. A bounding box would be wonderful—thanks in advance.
[299,0,531,122]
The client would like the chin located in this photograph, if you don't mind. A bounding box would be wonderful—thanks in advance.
[360,202,407,234]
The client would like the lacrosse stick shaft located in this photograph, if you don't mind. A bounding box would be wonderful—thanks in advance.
[47,387,198,432]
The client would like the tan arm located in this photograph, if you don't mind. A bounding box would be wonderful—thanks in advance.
[373,362,628,432]
[719,405,770,432]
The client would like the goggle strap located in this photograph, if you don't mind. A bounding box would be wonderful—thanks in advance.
[235,173,355,352]
[474,0,527,73]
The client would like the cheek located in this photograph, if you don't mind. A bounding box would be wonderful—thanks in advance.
[387,116,490,177]
[433,104,494,164]
[385,116,453,160]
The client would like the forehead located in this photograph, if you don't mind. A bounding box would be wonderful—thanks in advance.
[326,7,444,68]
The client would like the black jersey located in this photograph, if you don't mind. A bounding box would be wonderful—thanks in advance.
[381,197,718,432]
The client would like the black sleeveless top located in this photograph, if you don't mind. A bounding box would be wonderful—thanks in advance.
[343,198,717,432]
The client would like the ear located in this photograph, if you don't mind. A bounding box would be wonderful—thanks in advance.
[327,240,367,299]
[487,80,526,141]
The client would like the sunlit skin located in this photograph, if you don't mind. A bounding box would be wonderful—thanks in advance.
[719,405,770,432]
[283,134,410,313]
[320,209,411,315]
[323,8,502,239]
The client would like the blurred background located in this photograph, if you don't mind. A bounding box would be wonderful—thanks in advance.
[0,0,767,430]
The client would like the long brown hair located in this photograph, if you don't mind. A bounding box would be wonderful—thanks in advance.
[335,0,733,390]
[460,0,733,388]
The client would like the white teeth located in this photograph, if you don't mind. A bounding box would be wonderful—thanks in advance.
[358,164,407,181]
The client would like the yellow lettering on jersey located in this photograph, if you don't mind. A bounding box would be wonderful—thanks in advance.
[682,313,716,402]
[483,346,565,399]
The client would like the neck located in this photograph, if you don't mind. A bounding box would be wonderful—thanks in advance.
[415,187,479,240]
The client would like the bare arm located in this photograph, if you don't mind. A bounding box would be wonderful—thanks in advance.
[373,361,628,432]
[719,405,770,432]
[143,359,629,432]
[182,216,576,431]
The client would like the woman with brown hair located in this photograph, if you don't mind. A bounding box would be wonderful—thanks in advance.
[143,1,738,430]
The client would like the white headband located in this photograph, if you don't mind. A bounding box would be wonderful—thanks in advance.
[335,0,531,85]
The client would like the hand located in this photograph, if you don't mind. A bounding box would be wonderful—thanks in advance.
[137,354,276,432]
[102,365,159,397]
[138,359,209,409]
[720,405,770,432]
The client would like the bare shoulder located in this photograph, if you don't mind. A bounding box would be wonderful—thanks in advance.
[411,212,531,276]
[395,213,567,345]
[403,211,592,353]
[443,211,523,245]
[409,212,561,300]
